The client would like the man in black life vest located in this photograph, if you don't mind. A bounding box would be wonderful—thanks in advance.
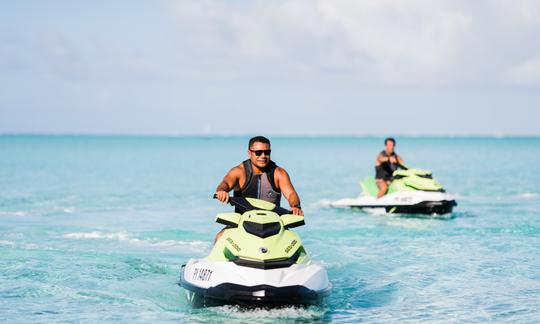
[215,136,303,216]
[375,137,405,198]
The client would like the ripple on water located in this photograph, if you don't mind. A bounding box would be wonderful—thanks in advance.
[2,136,540,323]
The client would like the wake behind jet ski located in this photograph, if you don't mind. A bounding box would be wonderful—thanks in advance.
[331,168,457,215]
[179,197,332,307]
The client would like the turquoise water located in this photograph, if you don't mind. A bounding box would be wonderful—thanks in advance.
[1,135,540,323]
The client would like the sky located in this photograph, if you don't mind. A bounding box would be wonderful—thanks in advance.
[1,0,540,136]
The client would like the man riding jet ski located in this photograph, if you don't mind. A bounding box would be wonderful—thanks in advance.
[179,197,332,306]
[214,135,304,251]
[332,138,456,215]
[331,167,457,215]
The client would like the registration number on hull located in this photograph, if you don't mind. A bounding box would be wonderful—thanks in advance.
[192,267,213,282]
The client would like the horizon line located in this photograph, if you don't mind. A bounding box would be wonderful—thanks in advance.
[1,132,540,139]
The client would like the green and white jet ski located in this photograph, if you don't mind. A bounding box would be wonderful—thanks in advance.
[179,197,332,307]
[332,168,457,215]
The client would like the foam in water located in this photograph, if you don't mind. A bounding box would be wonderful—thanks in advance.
[200,304,327,322]
[518,192,538,199]
[0,211,29,217]
[0,240,16,247]
[62,231,209,250]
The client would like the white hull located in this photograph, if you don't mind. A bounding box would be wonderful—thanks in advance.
[331,191,457,214]
[180,259,332,305]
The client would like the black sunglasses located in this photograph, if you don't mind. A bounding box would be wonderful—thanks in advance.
[250,149,271,156]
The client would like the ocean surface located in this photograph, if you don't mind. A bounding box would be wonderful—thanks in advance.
[1,135,539,323]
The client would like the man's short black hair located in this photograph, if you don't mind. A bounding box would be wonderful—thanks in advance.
[385,137,396,145]
[249,136,271,148]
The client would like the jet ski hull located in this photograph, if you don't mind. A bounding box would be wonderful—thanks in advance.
[332,191,457,215]
[179,260,331,306]
[345,199,456,215]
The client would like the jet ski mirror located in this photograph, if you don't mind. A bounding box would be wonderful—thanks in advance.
[281,214,305,229]
[215,213,241,227]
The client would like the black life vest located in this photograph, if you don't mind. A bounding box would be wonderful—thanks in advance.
[233,160,281,211]
[375,150,400,181]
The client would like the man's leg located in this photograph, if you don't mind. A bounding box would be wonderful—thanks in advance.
[214,227,226,244]
[376,179,388,198]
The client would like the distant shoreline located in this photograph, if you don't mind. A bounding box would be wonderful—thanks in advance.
[1,133,539,139]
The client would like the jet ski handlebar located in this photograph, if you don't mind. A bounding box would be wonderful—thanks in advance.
[213,194,292,216]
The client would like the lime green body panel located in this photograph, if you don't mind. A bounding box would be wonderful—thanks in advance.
[281,214,305,228]
[402,175,442,191]
[206,202,309,265]
[242,210,282,224]
[388,179,415,194]
[245,197,276,211]
[361,177,380,197]
[361,168,444,197]
[393,168,432,177]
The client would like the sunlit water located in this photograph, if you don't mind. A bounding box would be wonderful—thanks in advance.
[1,136,539,323]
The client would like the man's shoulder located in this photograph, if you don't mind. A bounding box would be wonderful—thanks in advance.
[228,163,245,176]
[236,162,246,170]
[273,165,288,177]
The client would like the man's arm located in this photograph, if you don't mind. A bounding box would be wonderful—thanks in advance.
[275,168,303,216]
[396,155,405,166]
[215,166,242,203]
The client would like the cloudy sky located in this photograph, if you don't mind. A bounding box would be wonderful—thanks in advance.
[1,0,539,135]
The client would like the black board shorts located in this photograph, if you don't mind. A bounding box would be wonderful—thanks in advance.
[375,166,392,181]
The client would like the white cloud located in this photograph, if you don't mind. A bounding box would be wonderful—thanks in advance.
[3,1,540,86]
[170,0,540,85]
